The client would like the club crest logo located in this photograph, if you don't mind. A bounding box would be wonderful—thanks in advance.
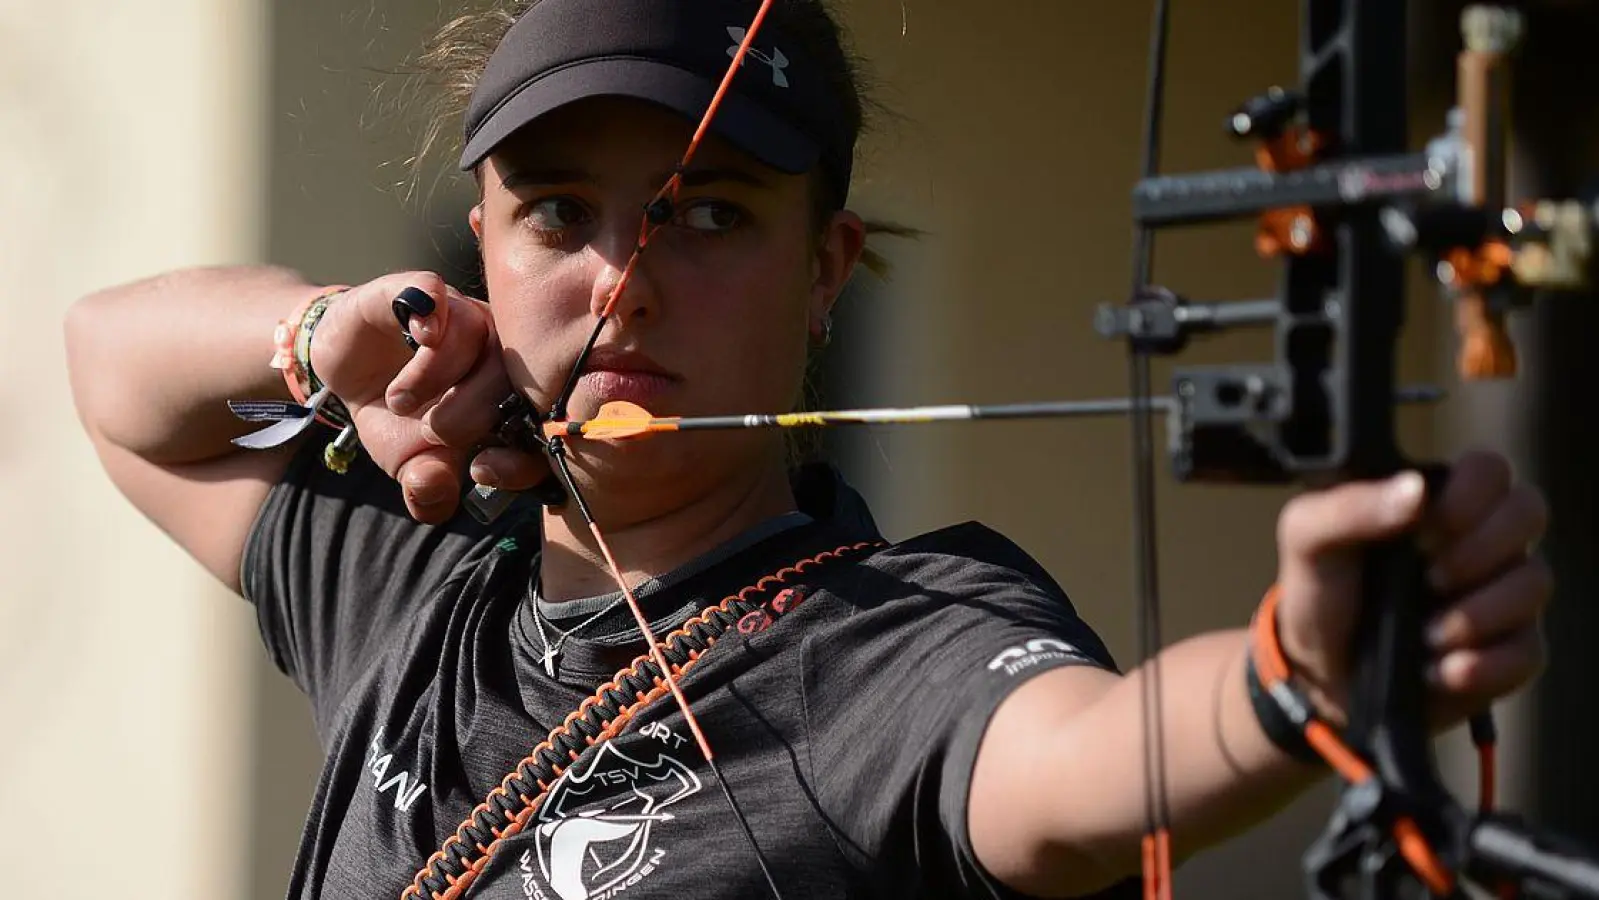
[521,742,702,900]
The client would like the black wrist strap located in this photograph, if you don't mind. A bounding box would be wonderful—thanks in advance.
[1244,651,1326,766]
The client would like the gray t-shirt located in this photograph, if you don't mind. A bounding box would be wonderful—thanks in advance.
[242,440,1135,900]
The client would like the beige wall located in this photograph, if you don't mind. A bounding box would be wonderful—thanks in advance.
[1,0,266,898]
[14,1,1532,899]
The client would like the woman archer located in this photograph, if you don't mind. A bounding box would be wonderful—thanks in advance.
[64,1,1551,898]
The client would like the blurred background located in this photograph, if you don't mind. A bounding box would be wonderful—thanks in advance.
[6,0,1598,897]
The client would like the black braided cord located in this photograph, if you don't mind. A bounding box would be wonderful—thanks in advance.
[403,539,885,900]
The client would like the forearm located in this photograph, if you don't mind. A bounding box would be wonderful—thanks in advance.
[1073,631,1323,856]
[65,264,321,464]
[998,630,1329,896]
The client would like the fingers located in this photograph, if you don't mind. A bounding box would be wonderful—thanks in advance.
[1430,620,1546,702]
[310,272,467,411]
[386,294,491,416]
[1277,470,1427,559]
[1427,482,1548,593]
[1425,448,1514,545]
[1424,555,1549,711]
[419,349,551,493]
[348,403,436,483]
[395,446,465,524]
[468,445,553,493]
[422,351,510,447]
[356,271,454,342]
[317,271,535,523]
[1426,556,1553,654]
[392,287,436,350]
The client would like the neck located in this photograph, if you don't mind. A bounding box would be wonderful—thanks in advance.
[538,458,799,602]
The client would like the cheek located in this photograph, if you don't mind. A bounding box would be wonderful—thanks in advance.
[479,231,594,392]
[676,253,813,403]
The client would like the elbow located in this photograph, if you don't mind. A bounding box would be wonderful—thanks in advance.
[63,275,171,450]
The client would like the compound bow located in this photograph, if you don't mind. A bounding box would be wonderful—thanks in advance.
[1105,2,1599,898]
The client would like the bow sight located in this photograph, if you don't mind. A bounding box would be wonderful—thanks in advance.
[1099,3,1599,898]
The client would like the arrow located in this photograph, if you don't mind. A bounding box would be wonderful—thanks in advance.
[541,387,1445,442]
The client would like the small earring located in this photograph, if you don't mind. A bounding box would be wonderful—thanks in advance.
[813,314,833,348]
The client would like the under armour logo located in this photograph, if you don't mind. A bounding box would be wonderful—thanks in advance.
[727,26,790,88]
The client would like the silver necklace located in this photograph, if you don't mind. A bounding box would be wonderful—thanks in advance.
[529,578,629,678]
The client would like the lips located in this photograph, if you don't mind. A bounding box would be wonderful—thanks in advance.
[577,347,681,407]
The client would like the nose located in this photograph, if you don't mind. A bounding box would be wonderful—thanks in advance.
[588,226,661,326]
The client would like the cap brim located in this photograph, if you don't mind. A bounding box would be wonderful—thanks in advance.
[459,58,820,175]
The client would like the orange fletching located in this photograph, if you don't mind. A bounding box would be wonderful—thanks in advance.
[581,401,669,441]
[597,401,653,420]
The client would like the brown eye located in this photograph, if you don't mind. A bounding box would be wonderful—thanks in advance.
[524,197,590,231]
[677,201,743,235]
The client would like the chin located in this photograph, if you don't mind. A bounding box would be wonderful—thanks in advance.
[557,429,777,493]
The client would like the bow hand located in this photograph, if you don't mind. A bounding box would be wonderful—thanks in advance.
[1271,450,1550,733]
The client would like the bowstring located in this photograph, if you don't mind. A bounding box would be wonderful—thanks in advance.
[549,0,778,422]
[1130,1,1175,899]
[538,3,785,898]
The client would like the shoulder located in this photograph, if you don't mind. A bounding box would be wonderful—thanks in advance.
[826,519,1084,628]
[796,521,1119,864]
[865,520,1069,596]
[799,519,1118,676]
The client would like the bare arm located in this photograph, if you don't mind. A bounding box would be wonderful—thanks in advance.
[969,629,1326,898]
[65,265,325,593]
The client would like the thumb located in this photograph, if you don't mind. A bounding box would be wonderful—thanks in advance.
[1277,470,1428,560]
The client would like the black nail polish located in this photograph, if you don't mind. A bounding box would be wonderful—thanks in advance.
[392,288,434,352]
[395,286,436,317]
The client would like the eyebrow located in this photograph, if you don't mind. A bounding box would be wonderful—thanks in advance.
[499,168,591,190]
[498,165,772,192]
[667,167,772,190]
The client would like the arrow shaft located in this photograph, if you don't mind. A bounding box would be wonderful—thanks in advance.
[561,397,1177,438]
[556,385,1444,440]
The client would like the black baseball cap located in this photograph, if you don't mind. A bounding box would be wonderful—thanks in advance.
[459,0,856,205]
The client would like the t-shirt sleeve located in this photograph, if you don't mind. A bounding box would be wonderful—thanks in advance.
[804,522,1138,900]
[239,433,510,733]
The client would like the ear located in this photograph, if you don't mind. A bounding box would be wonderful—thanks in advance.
[469,203,485,240]
[809,209,866,324]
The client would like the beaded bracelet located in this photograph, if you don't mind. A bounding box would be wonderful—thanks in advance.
[271,286,352,429]
[246,284,362,472]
